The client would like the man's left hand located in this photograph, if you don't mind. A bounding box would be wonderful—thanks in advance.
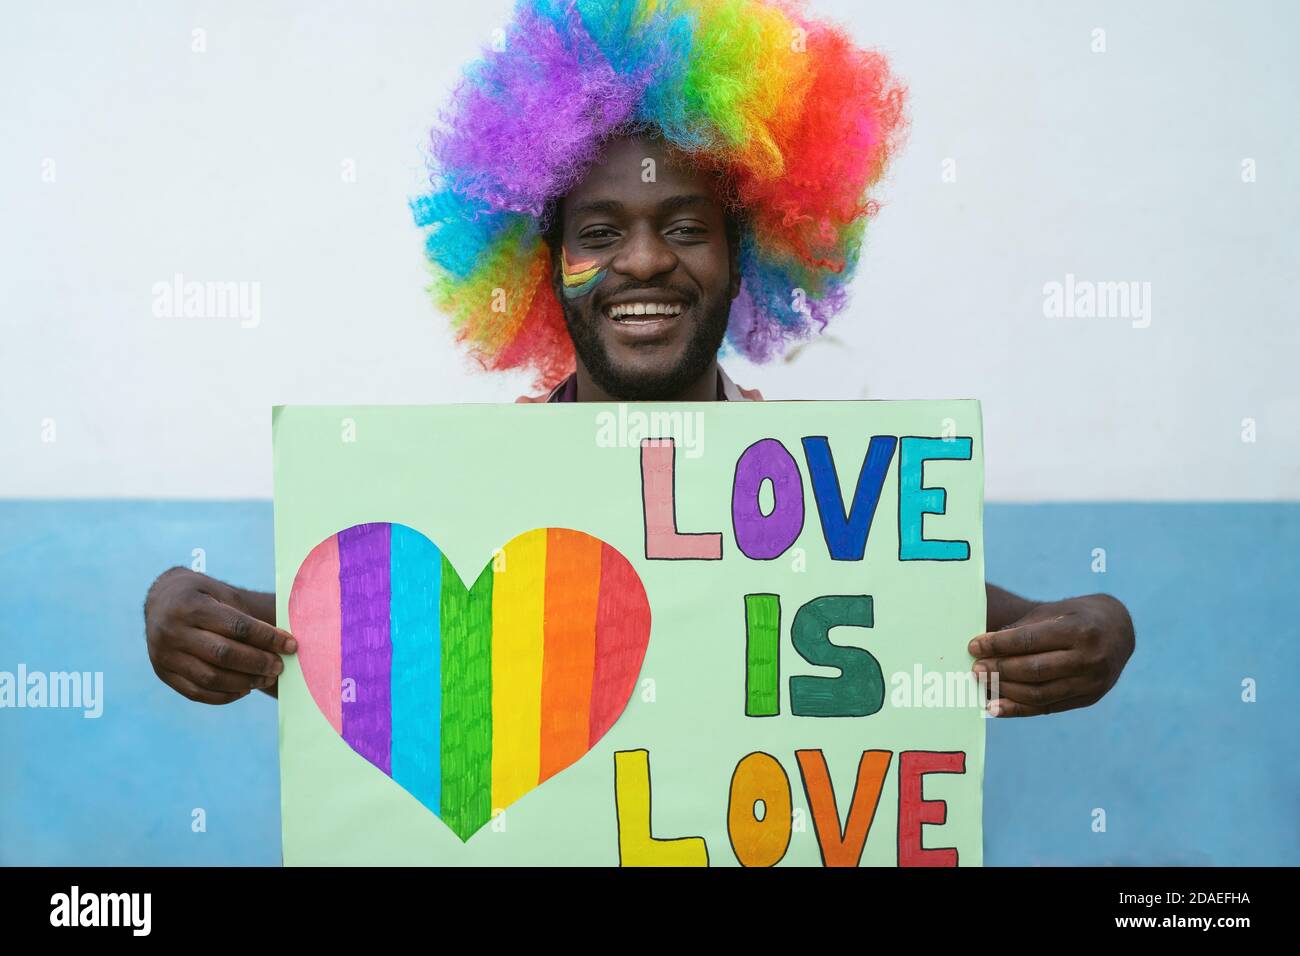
[968,594,1135,717]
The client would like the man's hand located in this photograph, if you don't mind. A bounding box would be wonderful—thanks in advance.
[144,567,296,704]
[969,593,1134,717]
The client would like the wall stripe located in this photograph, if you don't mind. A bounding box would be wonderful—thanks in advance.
[389,524,442,815]
[490,528,547,811]
[338,523,392,774]
[538,528,602,782]
[287,534,342,732]
[439,557,494,841]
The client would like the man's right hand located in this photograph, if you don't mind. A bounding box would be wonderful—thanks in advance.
[144,567,297,704]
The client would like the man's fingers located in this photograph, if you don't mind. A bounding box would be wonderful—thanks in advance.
[968,619,1073,659]
[175,626,283,678]
[993,677,1091,709]
[191,594,297,655]
[988,693,1098,718]
[973,649,1078,684]
[160,669,250,705]
[157,651,272,695]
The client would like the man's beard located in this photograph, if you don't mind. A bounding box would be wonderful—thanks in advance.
[563,296,731,401]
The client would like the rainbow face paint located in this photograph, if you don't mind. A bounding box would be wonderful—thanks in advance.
[561,247,607,300]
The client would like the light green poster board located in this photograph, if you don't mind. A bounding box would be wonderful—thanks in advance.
[273,400,985,866]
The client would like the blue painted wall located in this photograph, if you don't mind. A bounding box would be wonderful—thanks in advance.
[1,501,1295,865]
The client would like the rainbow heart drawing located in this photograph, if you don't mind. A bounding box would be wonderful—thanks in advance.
[287,522,652,842]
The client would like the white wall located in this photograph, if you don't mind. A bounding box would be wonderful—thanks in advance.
[2,0,1296,500]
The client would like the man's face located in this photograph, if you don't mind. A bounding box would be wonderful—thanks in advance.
[553,134,740,400]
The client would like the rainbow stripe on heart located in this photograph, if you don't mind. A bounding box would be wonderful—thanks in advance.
[288,522,651,841]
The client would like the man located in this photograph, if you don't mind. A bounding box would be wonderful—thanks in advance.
[145,1,1133,717]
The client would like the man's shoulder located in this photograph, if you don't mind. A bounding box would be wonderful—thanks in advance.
[718,366,764,402]
[515,372,573,403]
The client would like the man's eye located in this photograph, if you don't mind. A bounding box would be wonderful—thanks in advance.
[582,228,618,240]
[670,226,707,237]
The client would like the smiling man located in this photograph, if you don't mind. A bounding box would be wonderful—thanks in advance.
[531,133,748,403]
[144,0,1133,717]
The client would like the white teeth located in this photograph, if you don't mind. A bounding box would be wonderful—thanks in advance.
[606,302,684,319]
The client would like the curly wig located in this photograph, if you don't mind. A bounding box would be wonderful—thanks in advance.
[411,0,907,388]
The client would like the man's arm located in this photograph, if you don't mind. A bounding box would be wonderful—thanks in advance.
[986,583,1038,632]
[144,568,296,704]
[974,583,1135,717]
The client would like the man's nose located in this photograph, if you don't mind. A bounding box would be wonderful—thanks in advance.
[611,225,678,281]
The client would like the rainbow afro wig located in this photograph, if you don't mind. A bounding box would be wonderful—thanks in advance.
[411,0,907,388]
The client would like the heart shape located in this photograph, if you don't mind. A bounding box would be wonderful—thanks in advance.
[287,523,652,841]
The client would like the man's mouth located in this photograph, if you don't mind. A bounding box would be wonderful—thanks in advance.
[603,301,686,323]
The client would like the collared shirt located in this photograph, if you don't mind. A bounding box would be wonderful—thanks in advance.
[515,366,763,403]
